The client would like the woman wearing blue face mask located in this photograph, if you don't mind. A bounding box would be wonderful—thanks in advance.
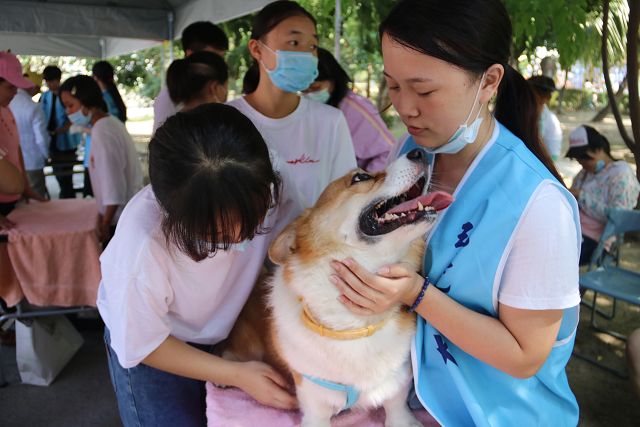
[303,47,396,173]
[566,125,640,266]
[331,1,582,425]
[229,0,356,208]
[59,76,143,242]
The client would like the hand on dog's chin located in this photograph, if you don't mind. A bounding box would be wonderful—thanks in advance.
[332,259,425,315]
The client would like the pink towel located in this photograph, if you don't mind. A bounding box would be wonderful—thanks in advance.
[0,199,101,307]
[206,383,439,427]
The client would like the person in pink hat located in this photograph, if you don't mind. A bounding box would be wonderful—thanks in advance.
[566,125,640,265]
[0,51,47,229]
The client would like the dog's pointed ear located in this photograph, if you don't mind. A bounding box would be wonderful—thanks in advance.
[269,210,310,265]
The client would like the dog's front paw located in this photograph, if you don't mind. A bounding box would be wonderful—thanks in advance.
[384,408,423,427]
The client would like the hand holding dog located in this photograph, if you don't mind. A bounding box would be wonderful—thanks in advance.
[235,361,298,410]
[331,258,423,315]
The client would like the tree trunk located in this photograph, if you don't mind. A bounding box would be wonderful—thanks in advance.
[627,0,640,182]
[591,75,628,122]
[602,0,636,151]
[556,68,570,114]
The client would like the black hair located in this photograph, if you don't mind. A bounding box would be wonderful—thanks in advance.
[149,103,281,262]
[166,51,228,105]
[59,75,107,112]
[315,47,351,107]
[567,125,615,160]
[380,0,563,184]
[242,0,317,94]
[43,65,62,82]
[92,61,127,122]
[181,21,229,53]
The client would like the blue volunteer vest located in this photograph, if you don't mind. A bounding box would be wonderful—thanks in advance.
[399,122,580,426]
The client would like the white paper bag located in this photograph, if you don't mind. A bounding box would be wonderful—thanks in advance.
[15,315,84,386]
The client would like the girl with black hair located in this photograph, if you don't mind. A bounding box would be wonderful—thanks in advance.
[60,76,142,242]
[97,103,301,426]
[304,47,394,172]
[230,0,356,208]
[92,61,127,122]
[566,125,640,265]
[331,1,581,424]
[166,50,228,110]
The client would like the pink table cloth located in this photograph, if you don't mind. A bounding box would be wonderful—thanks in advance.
[0,199,101,307]
[206,383,439,427]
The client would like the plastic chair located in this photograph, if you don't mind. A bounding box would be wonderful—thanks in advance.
[573,208,640,377]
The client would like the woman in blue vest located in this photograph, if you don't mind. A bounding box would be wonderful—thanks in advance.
[330,1,581,425]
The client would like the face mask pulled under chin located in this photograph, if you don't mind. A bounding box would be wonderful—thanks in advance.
[423,73,486,155]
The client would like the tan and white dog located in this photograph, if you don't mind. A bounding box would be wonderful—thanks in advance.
[225,150,453,427]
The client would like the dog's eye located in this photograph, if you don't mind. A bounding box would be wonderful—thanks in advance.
[351,173,373,184]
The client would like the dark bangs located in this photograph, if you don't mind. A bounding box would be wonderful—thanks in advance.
[149,103,281,262]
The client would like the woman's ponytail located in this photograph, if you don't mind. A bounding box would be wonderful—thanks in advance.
[242,62,260,94]
[495,65,564,184]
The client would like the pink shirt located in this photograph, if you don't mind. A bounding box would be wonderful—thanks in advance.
[0,106,23,203]
[339,92,395,172]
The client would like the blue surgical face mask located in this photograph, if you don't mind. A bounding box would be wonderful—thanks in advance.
[423,73,486,155]
[595,159,606,173]
[68,109,92,127]
[304,88,330,104]
[260,42,319,93]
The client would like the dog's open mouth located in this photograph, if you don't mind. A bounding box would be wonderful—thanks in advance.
[359,177,454,236]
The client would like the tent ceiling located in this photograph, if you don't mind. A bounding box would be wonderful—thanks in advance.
[0,0,271,57]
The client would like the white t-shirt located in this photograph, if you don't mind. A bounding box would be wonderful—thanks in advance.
[540,105,562,159]
[97,153,303,368]
[227,96,357,208]
[152,85,178,134]
[89,116,143,223]
[498,182,581,309]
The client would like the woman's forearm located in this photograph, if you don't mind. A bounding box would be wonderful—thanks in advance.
[415,286,561,378]
[142,335,242,386]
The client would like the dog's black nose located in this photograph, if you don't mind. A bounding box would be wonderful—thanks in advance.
[407,148,425,162]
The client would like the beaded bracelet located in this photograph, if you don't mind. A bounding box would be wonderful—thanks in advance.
[406,276,430,313]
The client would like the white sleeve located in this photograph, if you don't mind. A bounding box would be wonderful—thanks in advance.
[101,250,173,368]
[543,114,563,158]
[330,112,357,179]
[31,105,50,160]
[91,126,128,206]
[498,183,581,310]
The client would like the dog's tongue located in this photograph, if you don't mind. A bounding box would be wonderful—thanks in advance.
[388,191,454,214]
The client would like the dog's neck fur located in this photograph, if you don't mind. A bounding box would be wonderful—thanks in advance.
[285,243,418,331]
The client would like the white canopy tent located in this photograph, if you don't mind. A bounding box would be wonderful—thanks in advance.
[0,0,274,58]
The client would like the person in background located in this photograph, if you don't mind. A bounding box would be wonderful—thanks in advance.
[232,1,356,208]
[9,71,50,198]
[92,61,127,122]
[79,61,128,198]
[528,75,562,161]
[304,47,395,172]
[0,52,47,229]
[59,76,143,243]
[153,21,229,133]
[166,51,228,111]
[99,104,301,426]
[566,125,640,265]
[41,65,81,198]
